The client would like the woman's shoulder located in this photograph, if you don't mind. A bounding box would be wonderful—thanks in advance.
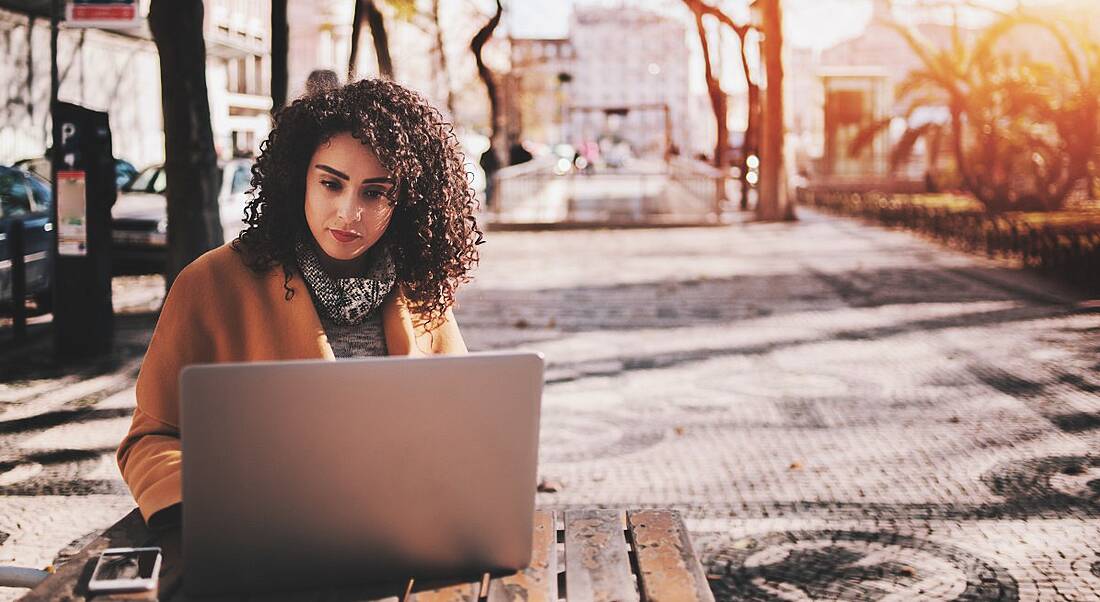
[178,242,277,284]
[170,242,284,307]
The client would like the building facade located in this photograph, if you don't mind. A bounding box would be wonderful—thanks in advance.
[566,7,691,159]
[503,37,576,147]
[0,0,271,167]
[205,0,273,159]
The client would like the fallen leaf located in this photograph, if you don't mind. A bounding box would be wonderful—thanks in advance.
[789,461,802,470]
[514,318,529,329]
[674,426,685,436]
[537,479,563,493]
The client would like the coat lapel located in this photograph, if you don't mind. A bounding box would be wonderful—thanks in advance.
[267,268,336,360]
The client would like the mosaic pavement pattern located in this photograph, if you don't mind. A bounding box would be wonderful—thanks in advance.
[1,210,1098,600]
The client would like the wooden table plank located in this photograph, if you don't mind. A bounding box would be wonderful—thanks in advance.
[404,576,480,602]
[23,507,718,601]
[242,592,323,602]
[563,510,639,602]
[627,511,714,602]
[20,509,156,602]
[485,510,556,602]
[318,579,408,602]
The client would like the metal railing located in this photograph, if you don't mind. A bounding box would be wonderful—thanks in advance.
[490,157,729,226]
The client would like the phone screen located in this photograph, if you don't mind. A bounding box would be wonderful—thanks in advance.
[91,549,159,582]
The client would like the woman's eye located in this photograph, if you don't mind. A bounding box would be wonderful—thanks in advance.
[320,179,341,191]
[361,188,388,200]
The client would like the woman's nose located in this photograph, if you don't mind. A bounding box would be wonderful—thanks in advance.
[335,193,362,223]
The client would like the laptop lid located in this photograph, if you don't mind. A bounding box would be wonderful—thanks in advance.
[180,351,544,596]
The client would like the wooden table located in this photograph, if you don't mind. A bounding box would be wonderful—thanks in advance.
[21,508,714,601]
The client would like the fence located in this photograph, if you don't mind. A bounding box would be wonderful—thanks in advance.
[797,188,1100,290]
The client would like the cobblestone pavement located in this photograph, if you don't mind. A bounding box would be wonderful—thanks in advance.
[1,209,1098,600]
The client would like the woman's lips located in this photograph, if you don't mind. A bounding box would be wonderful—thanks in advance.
[328,228,362,243]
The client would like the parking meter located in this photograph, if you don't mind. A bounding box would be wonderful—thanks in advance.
[51,102,115,358]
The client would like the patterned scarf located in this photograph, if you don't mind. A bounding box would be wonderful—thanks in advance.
[294,239,397,326]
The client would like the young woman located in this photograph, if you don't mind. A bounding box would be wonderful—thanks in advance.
[117,78,483,529]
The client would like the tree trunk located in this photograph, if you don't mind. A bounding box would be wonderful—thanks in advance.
[351,0,393,81]
[682,0,755,209]
[472,0,504,169]
[271,0,288,113]
[691,8,727,170]
[148,0,223,291]
[756,0,793,221]
[349,0,362,81]
[431,0,456,117]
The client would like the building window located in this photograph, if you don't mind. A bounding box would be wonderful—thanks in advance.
[237,57,249,94]
[226,59,236,93]
[254,54,265,95]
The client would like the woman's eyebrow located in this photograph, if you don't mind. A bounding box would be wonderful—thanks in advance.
[362,177,396,185]
[315,164,349,180]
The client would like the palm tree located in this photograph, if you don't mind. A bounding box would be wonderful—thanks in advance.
[846,76,954,190]
[859,11,1099,211]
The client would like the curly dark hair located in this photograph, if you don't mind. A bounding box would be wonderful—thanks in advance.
[233,78,483,330]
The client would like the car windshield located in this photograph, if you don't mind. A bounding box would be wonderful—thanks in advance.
[13,158,50,181]
[0,168,31,218]
[25,174,51,212]
[152,169,166,194]
[126,166,165,193]
[115,160,138,189]
[230,164,252,194]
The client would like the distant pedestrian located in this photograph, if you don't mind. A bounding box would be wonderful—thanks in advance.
[508,139,532,166]
[117,78,483,529]
[305,69,340,95]
[480,147,500,208]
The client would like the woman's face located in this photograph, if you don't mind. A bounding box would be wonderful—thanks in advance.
[304,132,396,262]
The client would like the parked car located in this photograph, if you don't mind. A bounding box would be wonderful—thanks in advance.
[111,159,255,271]
[12,156,138,191]
[0,166,53,310]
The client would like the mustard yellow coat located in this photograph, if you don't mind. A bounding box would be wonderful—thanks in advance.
[116,243,466,526]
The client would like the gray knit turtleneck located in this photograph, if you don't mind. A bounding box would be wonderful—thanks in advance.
[294,241,395,358]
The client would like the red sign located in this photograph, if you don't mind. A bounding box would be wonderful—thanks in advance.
[65,1,141,29]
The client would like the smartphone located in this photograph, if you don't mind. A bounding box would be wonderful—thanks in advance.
[87,547,161,594]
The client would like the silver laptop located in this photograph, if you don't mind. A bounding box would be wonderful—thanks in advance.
[179,352,544,596]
